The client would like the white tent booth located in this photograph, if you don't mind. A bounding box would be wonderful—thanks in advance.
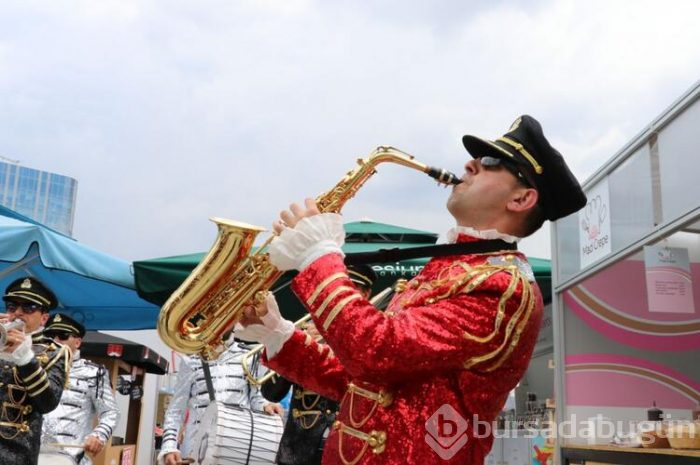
[552,81,700,464]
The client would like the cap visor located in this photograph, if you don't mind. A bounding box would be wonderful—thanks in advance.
[462,135,518,162]
[3,294,46,307]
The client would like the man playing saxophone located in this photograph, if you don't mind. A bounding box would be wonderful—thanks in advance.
[236,115,586,464]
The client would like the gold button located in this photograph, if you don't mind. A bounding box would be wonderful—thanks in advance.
[426,298,435,305]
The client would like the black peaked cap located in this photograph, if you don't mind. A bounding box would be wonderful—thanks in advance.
[45,312,86,338]
[3,277,58,310]
[347,264,378,289]
[462,115,587,221]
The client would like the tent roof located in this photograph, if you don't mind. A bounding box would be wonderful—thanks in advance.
[82,331,169,375]
[0,204,70,238]
[344,220,438,244]
[0,207,160,330]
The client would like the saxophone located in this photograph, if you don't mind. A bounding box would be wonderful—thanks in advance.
[157,146,461,359]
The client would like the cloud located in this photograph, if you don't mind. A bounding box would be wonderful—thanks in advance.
[1,0,699,260]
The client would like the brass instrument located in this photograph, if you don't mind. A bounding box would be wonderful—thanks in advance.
[0,320,25,350]
[157,146,460,360]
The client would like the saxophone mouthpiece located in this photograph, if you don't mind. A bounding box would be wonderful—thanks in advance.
[426,167,462,185]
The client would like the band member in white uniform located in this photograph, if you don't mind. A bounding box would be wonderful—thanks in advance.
[41,313,120,465]
[158,336,283,465]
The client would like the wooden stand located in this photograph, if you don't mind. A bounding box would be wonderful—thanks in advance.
[562,444,700,465]
[88,357,144,465]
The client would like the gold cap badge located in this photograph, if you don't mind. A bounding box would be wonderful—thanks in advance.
[508,117,522,133]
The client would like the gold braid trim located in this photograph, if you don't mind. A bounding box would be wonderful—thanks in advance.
[303,334,314,346]
[421,261,518,345]
[44,344,73,389]
[27,382,51,398]
[63,345,73,388]
[396,262,485,308]
[0,420,29,439]
[20,366,43,384]
[335,421,386,465]
[390,256,537,372]
[42,344,70,371]
[463,272,535,370]
[292,408,323,429]
[434,263,496,300]
[323,294,361,330]
[458,265,519,344]
[296,389,322,410]
[307,273,347,306]
[24,372,48,393]
[7,384,26,405]
[483,278,535,372]
[314,286,354,318]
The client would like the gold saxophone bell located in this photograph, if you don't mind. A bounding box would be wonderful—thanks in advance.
[157,218,275,360]
[157,146,460,360]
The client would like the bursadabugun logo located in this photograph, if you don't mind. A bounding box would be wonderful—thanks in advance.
[425,405,469,459]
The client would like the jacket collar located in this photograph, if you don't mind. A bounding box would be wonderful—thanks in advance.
[446,226,520,244]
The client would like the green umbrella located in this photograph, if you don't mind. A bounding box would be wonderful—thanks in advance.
[133,221,551,321]
[344,220,438,243]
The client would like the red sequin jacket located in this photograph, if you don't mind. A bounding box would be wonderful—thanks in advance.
[265,236,543,465]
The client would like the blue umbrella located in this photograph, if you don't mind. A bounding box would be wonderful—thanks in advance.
[0,205,159,330]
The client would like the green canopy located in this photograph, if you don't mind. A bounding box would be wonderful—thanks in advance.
[133,221,551,321]
[344,220,438,244]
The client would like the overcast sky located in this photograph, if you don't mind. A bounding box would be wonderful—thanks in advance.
[1,0,699,262]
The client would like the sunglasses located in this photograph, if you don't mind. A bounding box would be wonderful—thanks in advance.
[5,301,45,314]
[480,156,534,188]
[52,332,74,341]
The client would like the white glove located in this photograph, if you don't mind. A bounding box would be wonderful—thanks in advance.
[0,335,34,365]
[269,213,345,271]
[234,293,294,358]
[156,448,182,465]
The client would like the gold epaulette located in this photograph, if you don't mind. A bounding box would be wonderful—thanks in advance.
[39,342,72,388]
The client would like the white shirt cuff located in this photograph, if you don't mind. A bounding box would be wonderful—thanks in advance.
[269,213,345,271]
[12,337,34,366]
[261,317,295,358]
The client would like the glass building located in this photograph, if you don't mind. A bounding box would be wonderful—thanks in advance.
[0,160,78,236]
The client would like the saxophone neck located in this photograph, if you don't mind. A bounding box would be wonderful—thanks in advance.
[316,146,460,213]
[366,146,461,185]
[367,146,426,170]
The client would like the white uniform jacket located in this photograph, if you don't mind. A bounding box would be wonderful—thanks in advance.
[159,342,269,459]
[42,353,119,465]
